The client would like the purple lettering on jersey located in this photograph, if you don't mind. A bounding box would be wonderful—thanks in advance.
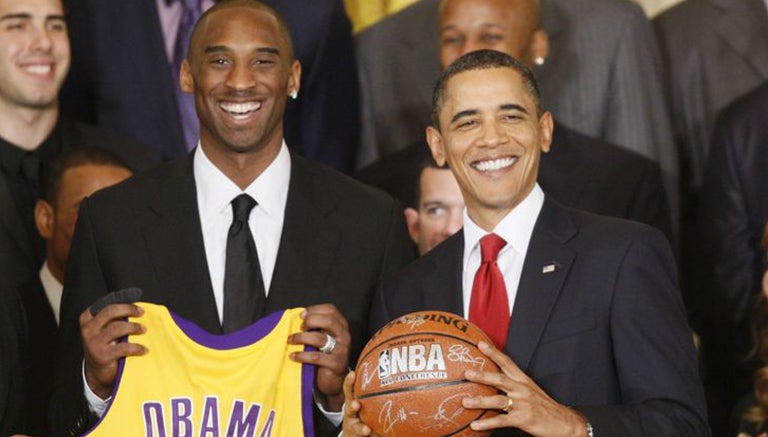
[200,396,220,437]
[171,398,193,437]
[144,402,167,437]
[170,310,284,350]
[225,400,261,437]
[258,410,275,437]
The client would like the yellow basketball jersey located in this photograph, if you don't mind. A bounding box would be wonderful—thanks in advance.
[84,303,314,437]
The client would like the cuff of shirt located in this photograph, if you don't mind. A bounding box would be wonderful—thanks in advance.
[82,361,111,417]
[315,393,344,428]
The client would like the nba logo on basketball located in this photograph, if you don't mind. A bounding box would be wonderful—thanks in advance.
[377,350,391,380]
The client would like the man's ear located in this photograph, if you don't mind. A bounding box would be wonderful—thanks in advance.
[426,126,447,166]
[180,59,194,94]
[538,111,554,154]
[404,208,420,245]
[530,28,549,65]
[287,59,302,97]
[35,200,54,240]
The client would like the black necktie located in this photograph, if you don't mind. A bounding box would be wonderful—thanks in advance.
[222,194,266,333]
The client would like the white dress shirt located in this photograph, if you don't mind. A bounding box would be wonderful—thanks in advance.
[39,261,63,326]
[195,142,289,323]
[461,184,545,318]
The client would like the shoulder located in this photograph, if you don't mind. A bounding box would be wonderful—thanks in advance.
[291,154,403,214]
[546,199,670,250]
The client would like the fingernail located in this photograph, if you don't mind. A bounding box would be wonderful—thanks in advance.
[465,370,478,378]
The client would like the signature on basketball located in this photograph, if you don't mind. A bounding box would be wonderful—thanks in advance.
[378,400,411,434]
[420,393,469,432]
[403,316,426,331]
[358,362,376,391]
[447,344,488,370]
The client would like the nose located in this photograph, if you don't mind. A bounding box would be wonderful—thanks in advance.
[30,25,54,52]
[479,120,508,148]
[225,62,255,91]
[443,209,464,237]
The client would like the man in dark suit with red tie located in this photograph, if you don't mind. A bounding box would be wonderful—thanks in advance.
[343,50,709,436]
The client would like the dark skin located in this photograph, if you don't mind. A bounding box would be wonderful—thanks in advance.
[80,3,350,412]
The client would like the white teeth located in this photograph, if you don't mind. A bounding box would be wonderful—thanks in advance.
[24,65,51,75]
[473,157,517,172]
[220,102,261,116]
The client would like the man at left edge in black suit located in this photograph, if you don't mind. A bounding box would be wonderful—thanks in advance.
[51,1,415,436]
[0,0,160,294]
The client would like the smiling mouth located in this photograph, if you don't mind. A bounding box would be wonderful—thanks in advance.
[219,101,262,120]
[472,157,518,172]
[21,63,53,76]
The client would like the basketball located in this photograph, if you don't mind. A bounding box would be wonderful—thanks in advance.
[353,311,501,437]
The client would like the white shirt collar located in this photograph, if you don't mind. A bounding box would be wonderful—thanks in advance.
[39,261,63,326]
[194,142,291,224]
[463,183,545,269]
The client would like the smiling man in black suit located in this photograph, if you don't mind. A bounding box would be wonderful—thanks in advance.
[51,1,413,435]
[343,49,708,437]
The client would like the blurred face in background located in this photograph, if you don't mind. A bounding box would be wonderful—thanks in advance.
[405,166,465,255]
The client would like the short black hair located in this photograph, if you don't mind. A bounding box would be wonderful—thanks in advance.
[189,0,295,63]
[431,49,543,128]
[41,146,130,204]
[411,155,450,209]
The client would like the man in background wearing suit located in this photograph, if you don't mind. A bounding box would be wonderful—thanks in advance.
[653,0,768,194]
[62,0,360,172]
[344,49,708,436]
[0,0,159,296]
[51,1,414,435]
[355,0,678,227]
[16,147,132,436]
[356,0,672,242]
[695,82,768,426]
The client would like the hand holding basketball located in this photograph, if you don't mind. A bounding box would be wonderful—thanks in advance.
[462,341,589,436]
[353,311,501,437]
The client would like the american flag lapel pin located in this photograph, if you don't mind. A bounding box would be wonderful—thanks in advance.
[542,263,556,274]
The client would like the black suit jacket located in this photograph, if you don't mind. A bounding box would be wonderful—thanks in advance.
[370,199,709,436]
[356,124,672,240]
[17,276,57,436]
[51,152,414,436]
[61,0,360,172]
[0,284,26,437]
[0,118,160,294]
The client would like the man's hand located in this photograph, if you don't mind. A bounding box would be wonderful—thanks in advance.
[80,303,146,399]
[342,371,377,437]
[288,304,351,412]
[462,341,589,437]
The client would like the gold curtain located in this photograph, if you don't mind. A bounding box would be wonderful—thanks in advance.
[344,0,421,33]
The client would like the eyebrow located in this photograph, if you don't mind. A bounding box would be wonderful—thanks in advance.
[203,45,280,55]
[0,13,66,21]
[449,103,528,124]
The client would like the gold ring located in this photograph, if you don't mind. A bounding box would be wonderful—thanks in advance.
[503,397,514,413]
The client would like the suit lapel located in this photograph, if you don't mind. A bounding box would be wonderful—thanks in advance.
[267,155,340,310]
[505,199,576,372]
[422,232,465,315]
[712,0,768,78]
[142,155,220,332]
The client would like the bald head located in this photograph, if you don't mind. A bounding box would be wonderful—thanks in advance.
[188,0,294,65]
[438,0,547,69]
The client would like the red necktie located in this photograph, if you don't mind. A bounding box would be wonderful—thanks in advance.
[469,233,510,350]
